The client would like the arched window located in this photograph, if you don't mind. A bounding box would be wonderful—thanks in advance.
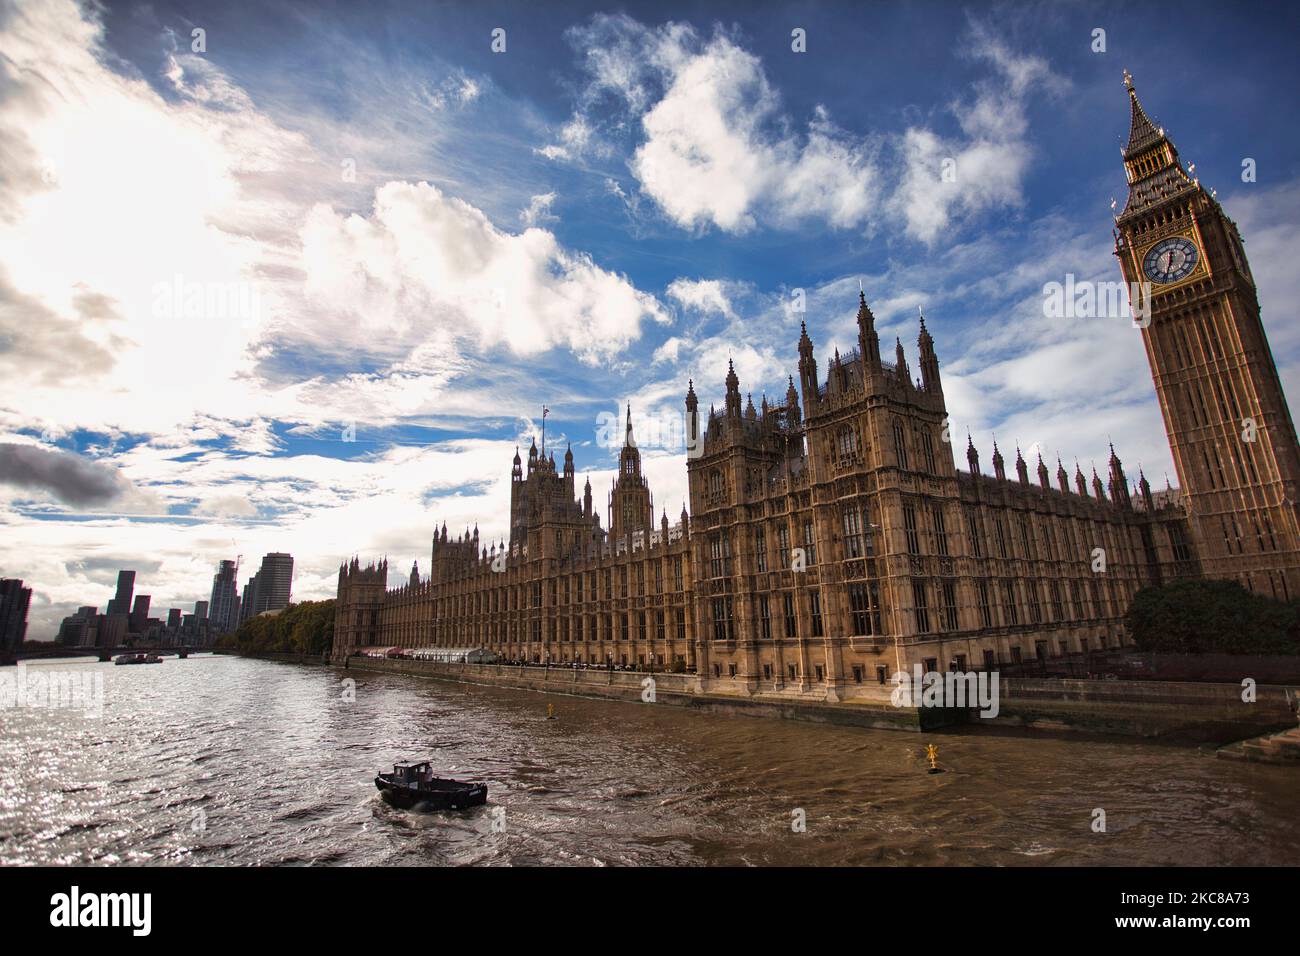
[836,427,857,459]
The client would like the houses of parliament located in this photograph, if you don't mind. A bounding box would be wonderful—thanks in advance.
[332,76,1300,694]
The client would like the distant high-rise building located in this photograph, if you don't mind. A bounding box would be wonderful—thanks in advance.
[57,606,99,647]
[97,612,127,648]
[249,553,294,616]
[130,594,151,633]
[195,600,209,621]
[108,570,135,617]
[208,560,240,634]
[167,608,181,631]
[239,576,255,625]
[0,579,32,656]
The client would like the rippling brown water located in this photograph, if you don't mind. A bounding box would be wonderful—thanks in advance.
[0,655,1296,866]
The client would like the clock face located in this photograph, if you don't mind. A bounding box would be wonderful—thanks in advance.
[1142,236,1199,284]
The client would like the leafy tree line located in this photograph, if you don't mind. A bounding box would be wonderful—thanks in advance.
[217,599,335,656]
[1126,580,1300,655]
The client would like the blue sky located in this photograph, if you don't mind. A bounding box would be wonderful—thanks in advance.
[2,0,1298,636]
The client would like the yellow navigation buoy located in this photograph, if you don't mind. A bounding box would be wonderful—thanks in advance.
[926,743,944,774]
[546,703,557,720]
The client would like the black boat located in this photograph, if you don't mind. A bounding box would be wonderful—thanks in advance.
[374,761,487,811]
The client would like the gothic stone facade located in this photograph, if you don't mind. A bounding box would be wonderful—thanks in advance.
[333,78,1298,696]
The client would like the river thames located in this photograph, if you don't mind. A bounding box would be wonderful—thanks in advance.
[0,654,1296,866]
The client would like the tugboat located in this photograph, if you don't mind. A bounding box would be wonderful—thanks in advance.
[374,761,487,811]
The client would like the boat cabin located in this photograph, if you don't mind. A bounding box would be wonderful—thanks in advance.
[391,761,434,785]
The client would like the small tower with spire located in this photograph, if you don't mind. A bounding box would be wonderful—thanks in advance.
[857,288,882,371]
[917,308,941,394]
[1108,443,1131,509]
[685,378,700,453]
[724,358,742,419]
[894,337,911,390]
[610,404,653,540]
[785,375,801,426]
[797,321,819,410]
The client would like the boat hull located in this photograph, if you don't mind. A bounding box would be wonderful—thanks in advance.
[374,776,487,811]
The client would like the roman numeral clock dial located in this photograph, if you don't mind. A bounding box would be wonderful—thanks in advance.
[1142,235,1199,284]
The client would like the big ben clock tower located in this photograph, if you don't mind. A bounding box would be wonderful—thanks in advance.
[1114,71,1300,599]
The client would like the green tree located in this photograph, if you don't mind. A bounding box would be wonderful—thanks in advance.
[1126,579,1300,655]
[230,599,336,656]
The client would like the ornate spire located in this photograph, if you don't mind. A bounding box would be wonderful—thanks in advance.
[1118,71,1192,221]
[1014,445,1029,484]
[1138,466,1154,510]
[1108,442,1130,508]
[797,322,818,408]
[895,337,910,388]
[857,289,881,368]
[966,432,979,475]
[1122,70,1163,158]
[725,358,741,417]
[991,440,1006,481]
[917,307,940,393]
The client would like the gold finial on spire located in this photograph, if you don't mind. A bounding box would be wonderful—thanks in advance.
[1123,68,1133,91]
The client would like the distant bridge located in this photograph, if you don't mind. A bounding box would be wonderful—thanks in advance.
[3,646,214,665]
